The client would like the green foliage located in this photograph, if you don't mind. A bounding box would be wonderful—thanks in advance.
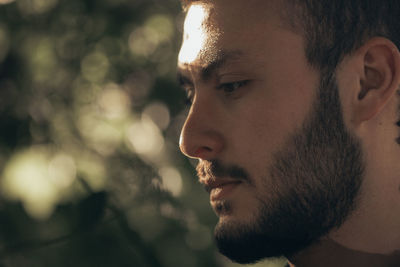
[0,0,224,266]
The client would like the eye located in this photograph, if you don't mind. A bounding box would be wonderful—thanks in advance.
[183,86,195,106]
[217,80,249,100]
[217,80,249,94]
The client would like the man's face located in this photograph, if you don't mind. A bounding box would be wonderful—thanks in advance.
[178,0,364,263]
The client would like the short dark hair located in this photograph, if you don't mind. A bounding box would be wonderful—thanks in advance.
[285,0,400,72]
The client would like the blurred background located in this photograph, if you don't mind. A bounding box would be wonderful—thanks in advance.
[0,0,286,266]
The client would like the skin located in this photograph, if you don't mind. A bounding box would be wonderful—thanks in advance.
[177,0,400,266]
[178,0,318,227]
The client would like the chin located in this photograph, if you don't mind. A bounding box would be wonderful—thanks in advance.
[214,217,287,264]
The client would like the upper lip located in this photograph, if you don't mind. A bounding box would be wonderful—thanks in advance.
[201,178,242,193]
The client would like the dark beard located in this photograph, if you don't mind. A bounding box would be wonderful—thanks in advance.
[214,71,365,264]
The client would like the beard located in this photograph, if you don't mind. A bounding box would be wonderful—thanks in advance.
[208,71,365,264]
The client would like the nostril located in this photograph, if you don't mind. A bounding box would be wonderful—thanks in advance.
[195,146,212,155]
[192,146,214,158]
[191,136,225,159]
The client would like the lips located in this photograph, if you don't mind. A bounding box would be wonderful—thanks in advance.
[202,178,242,201]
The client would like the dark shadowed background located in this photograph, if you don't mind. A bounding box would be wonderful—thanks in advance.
[0,0,285,266]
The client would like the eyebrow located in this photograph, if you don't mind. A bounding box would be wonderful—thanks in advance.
[177,50,244,86]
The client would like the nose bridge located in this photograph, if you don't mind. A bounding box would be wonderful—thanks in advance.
[179,93,224,159]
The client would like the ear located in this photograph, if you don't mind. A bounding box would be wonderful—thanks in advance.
[350,37,400,125]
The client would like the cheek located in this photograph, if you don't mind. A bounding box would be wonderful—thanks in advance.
[235,99,297,158]
[227,87,316,184]
[225,106,284,187]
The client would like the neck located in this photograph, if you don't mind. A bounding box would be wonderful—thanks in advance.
[287,239,400,267]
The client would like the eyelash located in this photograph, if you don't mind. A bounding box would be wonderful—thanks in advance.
[217,80,249,93]
[184,87,194,106]
[183,80,249,106]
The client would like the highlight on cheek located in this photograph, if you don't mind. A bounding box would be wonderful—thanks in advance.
[178,4,208,64]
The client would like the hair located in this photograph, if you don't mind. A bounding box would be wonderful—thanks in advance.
[284,0,400,72]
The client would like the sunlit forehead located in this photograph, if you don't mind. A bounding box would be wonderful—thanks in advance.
[178,4,209,64]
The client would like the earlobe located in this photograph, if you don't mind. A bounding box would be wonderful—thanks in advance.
[351,37,400,124]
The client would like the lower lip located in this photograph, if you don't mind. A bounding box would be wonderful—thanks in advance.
[210,182,241,201]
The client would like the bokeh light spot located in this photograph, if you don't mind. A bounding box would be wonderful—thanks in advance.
[17,0,58,15]
[128,26,159,57]
[143,101,170,131]
[0,0,15,4]
[98,83,131,120]
[159,166,182,197]
[145,14,174,43]
[128,14,173,58]
[48,153,77,189]
[127,115,165,158]
[1,148,59,220]
[23,36,58,83]
[90,122,123,155]
[81,51,109,83]
[76,153,107,192]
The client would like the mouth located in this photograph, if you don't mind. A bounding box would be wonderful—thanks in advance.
[203,179,243,201]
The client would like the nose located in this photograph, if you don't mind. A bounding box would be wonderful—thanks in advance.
[179,99,225,160]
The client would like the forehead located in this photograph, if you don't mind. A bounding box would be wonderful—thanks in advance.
[178,0,289,68]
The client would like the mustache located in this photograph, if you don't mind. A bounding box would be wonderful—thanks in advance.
[196,159,250,184]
